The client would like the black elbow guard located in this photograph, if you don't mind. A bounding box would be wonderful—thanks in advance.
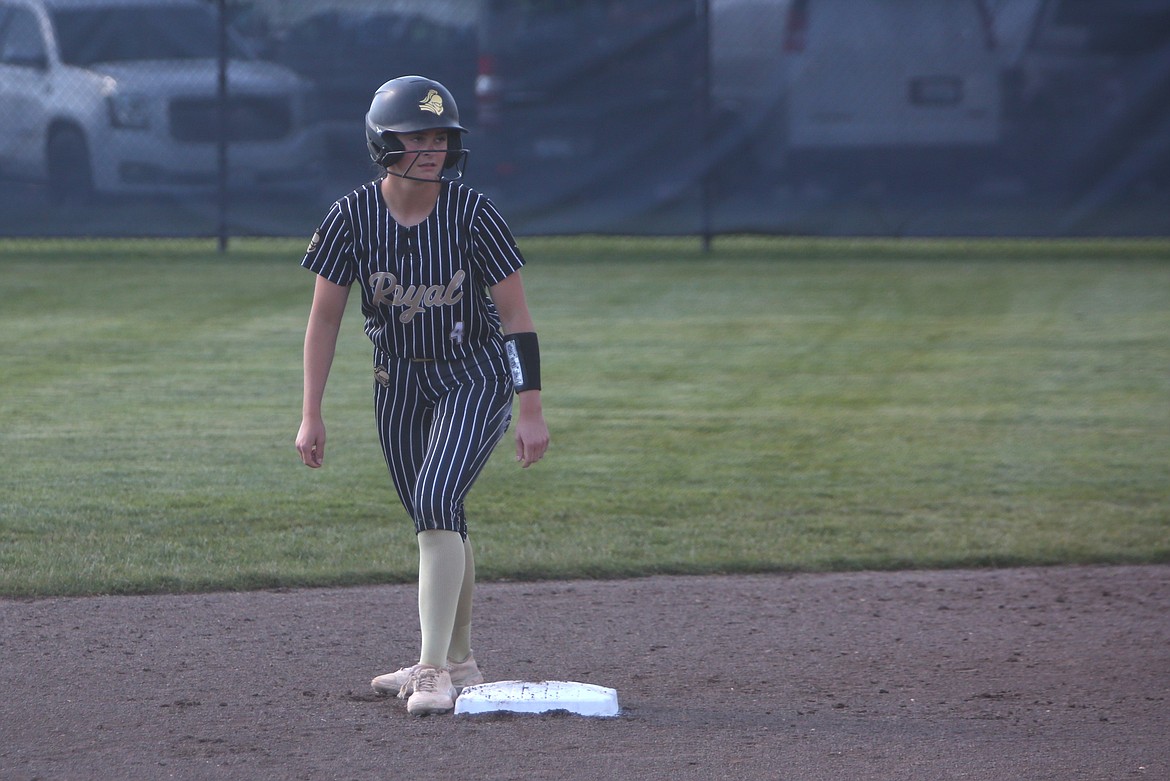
[503,332,541,393]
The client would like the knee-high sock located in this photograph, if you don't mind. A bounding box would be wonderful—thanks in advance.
[417,530,466,668]
[447,536,476,664]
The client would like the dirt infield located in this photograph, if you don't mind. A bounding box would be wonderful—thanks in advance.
[2,565,1167,781]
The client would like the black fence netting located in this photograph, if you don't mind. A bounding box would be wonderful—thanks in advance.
[1,0,1168,239]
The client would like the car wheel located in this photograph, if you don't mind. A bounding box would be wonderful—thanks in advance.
[46,127,95,205]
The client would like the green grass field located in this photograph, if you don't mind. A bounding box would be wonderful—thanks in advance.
[1,236,1167,597]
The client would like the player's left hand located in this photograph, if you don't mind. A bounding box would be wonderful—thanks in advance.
[296,416,326,468]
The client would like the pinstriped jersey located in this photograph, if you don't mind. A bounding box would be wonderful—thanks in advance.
[302,179,526,361]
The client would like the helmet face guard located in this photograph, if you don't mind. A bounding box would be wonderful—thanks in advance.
[370,132,469,181]
[365,76,469,181]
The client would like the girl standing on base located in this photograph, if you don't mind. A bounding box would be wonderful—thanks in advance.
[295,76,549,716]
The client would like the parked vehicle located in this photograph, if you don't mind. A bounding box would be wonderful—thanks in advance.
[0,0,320,203]
[472,0,705,208]
[779,0,1002,182]
[266,9,475,183]
[1004,0,1170,192]
[1009,0,1170,122]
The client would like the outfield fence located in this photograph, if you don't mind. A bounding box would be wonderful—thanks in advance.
[0,0,1167,240]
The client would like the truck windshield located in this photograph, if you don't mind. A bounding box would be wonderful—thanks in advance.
[51,6,243,66]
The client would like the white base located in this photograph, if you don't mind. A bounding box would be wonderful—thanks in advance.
[454,680,619,717]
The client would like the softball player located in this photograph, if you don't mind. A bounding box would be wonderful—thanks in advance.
[295,76,549,716]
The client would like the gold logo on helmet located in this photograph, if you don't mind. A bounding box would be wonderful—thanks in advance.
[418,89,445,116]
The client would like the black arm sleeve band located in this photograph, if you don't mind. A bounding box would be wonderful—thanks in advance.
[503,332,541,393]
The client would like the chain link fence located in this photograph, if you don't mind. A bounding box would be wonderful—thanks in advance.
[1,0,1167,239]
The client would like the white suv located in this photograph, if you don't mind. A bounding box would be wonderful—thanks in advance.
[0,0,319,203]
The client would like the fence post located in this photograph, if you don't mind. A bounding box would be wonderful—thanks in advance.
[698,0,712,252]
[216,0,229,253]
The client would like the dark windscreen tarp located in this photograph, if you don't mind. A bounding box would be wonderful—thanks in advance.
[1,0,1167,238]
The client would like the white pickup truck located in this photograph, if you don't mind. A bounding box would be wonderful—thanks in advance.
[0,0,320,203]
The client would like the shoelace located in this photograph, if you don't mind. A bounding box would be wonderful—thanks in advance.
[393,664,421,699]
[399,667,443,699]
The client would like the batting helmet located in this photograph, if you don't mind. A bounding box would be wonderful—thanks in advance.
[365,75,468,178]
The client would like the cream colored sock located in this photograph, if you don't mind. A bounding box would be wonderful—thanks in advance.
[417,530,466,668]
[447,536,476,664]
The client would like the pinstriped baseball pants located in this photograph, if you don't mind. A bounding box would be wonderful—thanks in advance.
[373,343,513,539]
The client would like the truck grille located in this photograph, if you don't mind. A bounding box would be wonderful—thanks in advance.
[169,97,293,143]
